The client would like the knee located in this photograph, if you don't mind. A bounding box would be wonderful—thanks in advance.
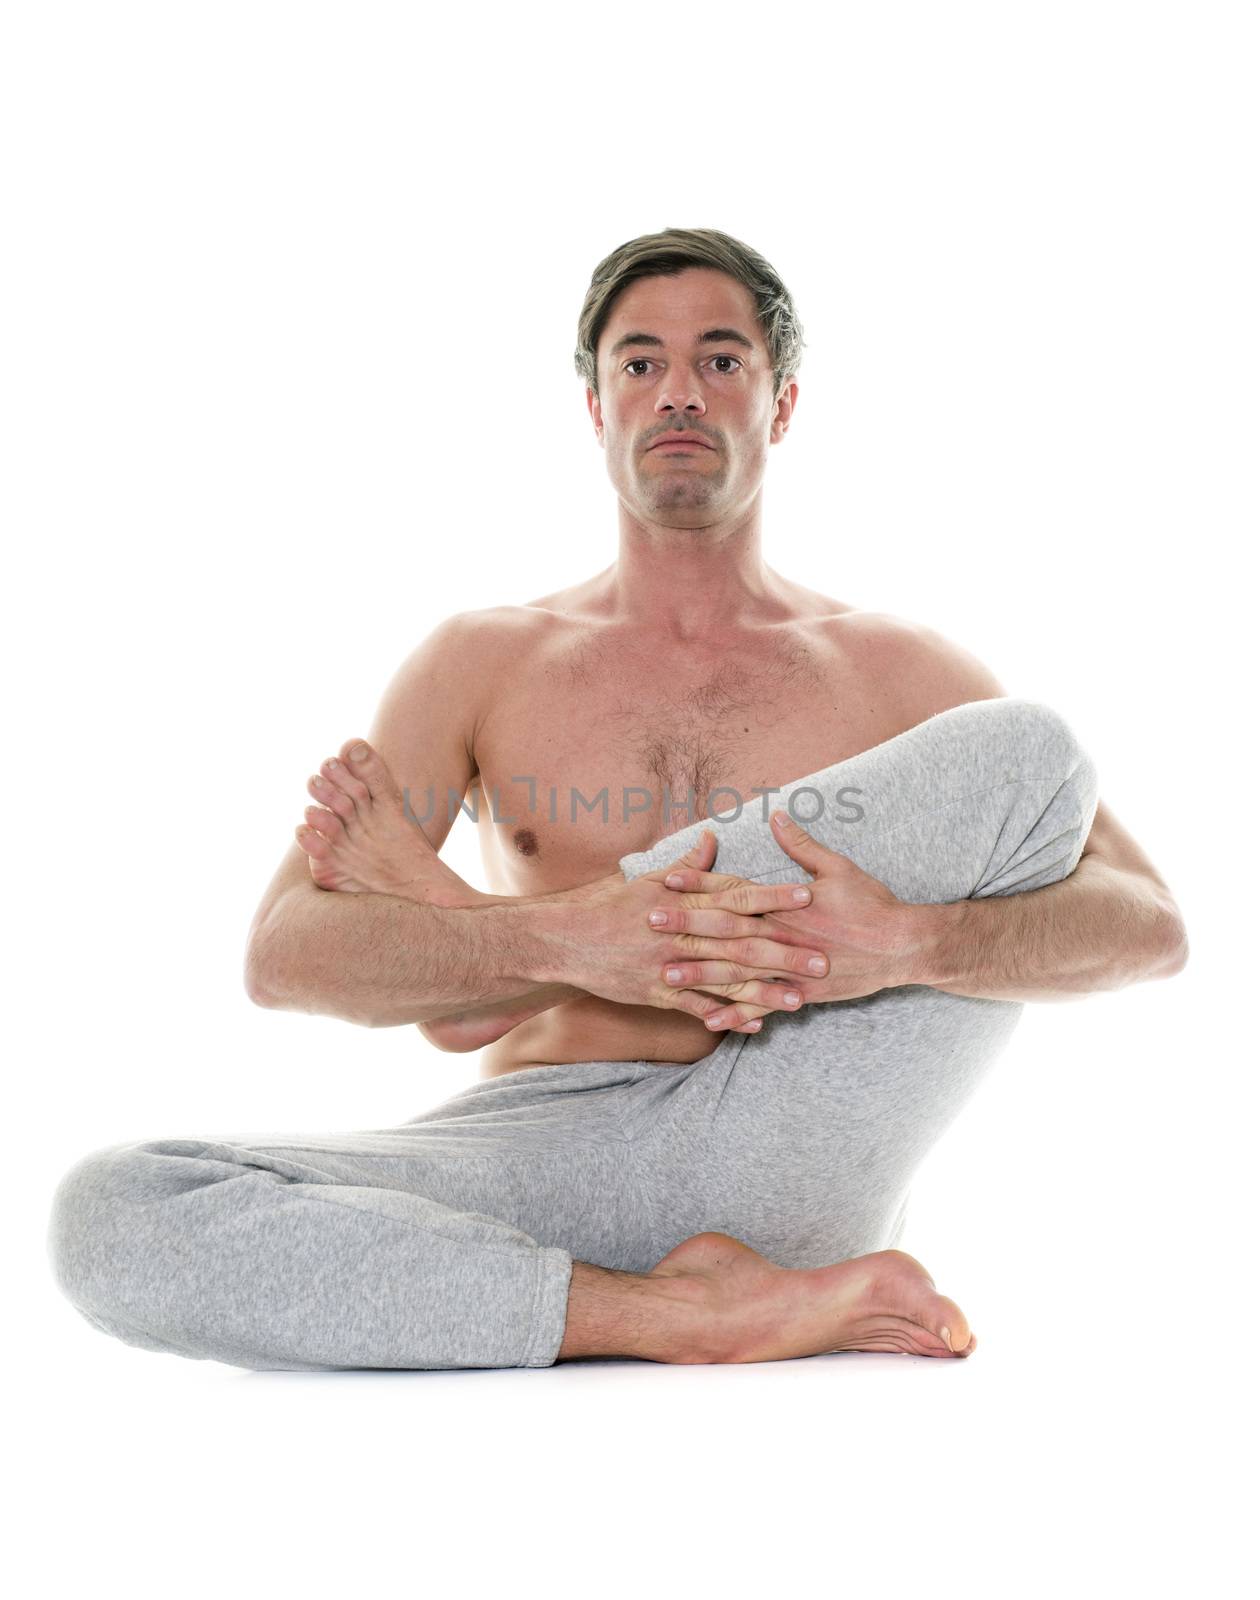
[945,697,1096,801]
[47,1140,193,1351]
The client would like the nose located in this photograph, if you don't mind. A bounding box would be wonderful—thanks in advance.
[655,387,705,417]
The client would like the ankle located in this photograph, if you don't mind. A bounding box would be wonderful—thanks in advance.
[557,1263,720,1365]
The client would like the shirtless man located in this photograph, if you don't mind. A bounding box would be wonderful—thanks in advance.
[49,229,1188,1372]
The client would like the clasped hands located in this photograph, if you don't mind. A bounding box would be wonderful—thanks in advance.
[577,809,932,1034]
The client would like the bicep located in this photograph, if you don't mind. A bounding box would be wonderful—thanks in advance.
[364,614,482,856]
[250,614,485,934]
[1079,798,1174,894]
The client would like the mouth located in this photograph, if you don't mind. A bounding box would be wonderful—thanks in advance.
[649,441,713,453]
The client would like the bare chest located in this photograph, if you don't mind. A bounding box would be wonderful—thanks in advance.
[471,625,911,892]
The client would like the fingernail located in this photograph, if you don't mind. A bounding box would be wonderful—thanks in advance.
[648,911,668,927]
[808,957,827,974]
[665,968,683,983]
[773,810,790,826]
[665,873,685,889]
[792,887,811,903]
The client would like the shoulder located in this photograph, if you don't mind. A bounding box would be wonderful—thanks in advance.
[394,604,558,676]
[823,609,1009,715]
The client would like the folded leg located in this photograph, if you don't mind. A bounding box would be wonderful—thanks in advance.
[617,698,1099,1268]
[47,1059,659,1371]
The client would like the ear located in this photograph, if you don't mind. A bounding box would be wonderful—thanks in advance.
[587,386,604,445]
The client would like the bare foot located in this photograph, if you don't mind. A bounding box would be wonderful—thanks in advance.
[296,739,578,1051]
[297,738,476,904]
[648,1232,977,1363]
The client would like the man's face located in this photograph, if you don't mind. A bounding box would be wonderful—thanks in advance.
[588,267,795,526]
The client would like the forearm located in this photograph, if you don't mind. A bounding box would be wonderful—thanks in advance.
[912,858,1188,1002]
[247,885,582,1029]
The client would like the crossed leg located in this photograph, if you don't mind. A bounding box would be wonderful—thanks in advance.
[47,699,1095,1370]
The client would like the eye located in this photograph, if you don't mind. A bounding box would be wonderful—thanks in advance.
[622,355,744,376]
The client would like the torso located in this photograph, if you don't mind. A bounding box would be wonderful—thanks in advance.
[465,581,947,1078]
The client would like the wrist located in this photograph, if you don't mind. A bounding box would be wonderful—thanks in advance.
[900,900,967,987]
[495,897,588,988]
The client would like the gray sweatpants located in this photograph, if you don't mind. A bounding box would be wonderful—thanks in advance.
[47,698,1098,1371]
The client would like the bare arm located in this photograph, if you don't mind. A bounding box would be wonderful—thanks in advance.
[651,617,1188,1025]
[915,798,1189,1002]
[243,614,564,1027]
[245,843,583,1028]
[245,614,825,1032]
[898,627,1189,1000]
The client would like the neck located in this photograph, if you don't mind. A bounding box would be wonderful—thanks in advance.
[605,491,783,640]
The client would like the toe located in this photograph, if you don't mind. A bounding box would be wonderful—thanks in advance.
[295,823,331,857]
[321,756,371,812]
[304,804,345,841]
[339,738,396,801]
[309,772,356,820]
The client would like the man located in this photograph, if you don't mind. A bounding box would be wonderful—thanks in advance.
[49,228,1188,1372]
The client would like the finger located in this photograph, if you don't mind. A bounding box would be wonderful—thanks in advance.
[663,966,806,1009]
[647,906,778,939]
[673,829,718,874]
[661,984,765,1033]
[659,865,741,893]
[672,935,830,978]
[643,834,721,889]
[699,999,776,1031]
[698,978,804,1012]
[650,881,814,919]
[658,869,815,914]
[769,809,837,875]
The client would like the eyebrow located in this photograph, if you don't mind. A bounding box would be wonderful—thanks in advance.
[608,326,757,358]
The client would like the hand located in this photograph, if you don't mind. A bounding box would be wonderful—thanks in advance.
[558,830,833,1033]
[651,810,930,1030]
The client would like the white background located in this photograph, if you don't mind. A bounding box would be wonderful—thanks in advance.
[5,1,1255,1594]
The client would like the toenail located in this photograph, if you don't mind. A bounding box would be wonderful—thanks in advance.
[312,775,324,787]
[808,957,827,974]
[327,759,340,769]
[349,744,369,761]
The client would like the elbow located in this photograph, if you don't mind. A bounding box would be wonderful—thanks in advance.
[1155,906,1190,980]
[1162,928,1190,980]
[244,935,281,1010]
[243,934,388,1029]
[416,1018,479,1052]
